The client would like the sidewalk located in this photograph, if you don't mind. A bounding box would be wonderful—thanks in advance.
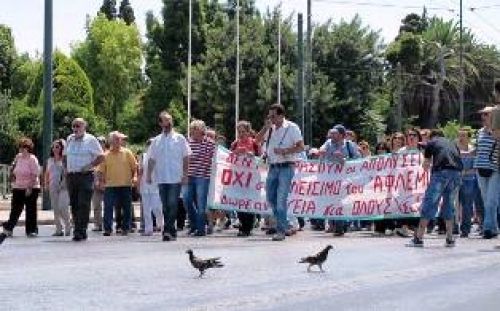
[0,197,141,225]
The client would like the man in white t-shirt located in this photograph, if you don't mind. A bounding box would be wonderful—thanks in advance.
[256,104,304,241]
[146,111,191,241]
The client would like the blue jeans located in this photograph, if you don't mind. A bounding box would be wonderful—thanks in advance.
[459,178,476,234]
[158,183,182,237]
[477,171,500,234]
[420,170,461,221]
[266,164,294,234]
[183,177,210,234]
[103,187,132,232]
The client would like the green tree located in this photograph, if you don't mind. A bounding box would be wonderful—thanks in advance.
[10,53,40,99]
[100,0,117,21]
[0,24,16,92]
[27,51,93,110]
[119,0,135,25]
[72,14,142,127]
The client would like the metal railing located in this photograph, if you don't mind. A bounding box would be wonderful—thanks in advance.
[0,164,11,199]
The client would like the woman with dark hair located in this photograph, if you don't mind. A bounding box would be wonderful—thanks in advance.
[44,139,71,236]
[2,137,41,237]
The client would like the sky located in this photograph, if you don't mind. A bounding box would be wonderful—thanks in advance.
[1,0,499,57]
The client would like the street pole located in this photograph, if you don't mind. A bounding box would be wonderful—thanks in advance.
[396,62,403,131]
[459,0,464,124]
[187,0,192,137]
[297,13,304,133]
[306,0,312,146]
[42,0,53,211]
[235,0,240,139]
[277,1,282,106]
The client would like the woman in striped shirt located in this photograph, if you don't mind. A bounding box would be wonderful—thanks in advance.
[183,120,216,236]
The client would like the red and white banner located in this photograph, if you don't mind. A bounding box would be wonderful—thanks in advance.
[208,147,429,219]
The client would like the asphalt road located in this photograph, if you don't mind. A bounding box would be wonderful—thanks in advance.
[1,226,500,311]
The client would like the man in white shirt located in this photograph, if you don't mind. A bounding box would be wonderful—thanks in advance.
[146,111,191,241]
[64,118,104,241]
[256,104,304,241]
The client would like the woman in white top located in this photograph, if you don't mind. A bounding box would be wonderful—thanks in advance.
[139,139,163,236]
[45,139,71,236]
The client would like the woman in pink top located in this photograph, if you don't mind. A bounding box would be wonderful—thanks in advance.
[2,137,41,237]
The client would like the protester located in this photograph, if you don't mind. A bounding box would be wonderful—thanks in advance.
[408,129,463,247]
[473,106,499,239]
[183,120,216,237]
[358,140,371,157]
[2,137,41,237]
[44,139,71,237]
[64,118,104,241]
[318,124,360,236]
[231,120,261,237]
[91,136,107,232]
[147,111,190,242]
[457,128,481,238]
[255,104,304,241]
[98,131,137,236]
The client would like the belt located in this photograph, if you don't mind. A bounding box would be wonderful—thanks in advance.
[67,171,94,175]
[269,162,295,168]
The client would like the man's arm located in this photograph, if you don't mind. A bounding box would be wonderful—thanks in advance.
[255,118,272,145]
[182,156,189,184]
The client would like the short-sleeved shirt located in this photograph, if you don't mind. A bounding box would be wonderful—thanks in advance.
[265,119,303,164]
[188,137,216,179]
[149,131,191,184]
[12,154,40,189]
[320,139,360,162]
[64,133,103,173]
[424,137,463,172]
[230,137,261,156]
[98,147,137,187]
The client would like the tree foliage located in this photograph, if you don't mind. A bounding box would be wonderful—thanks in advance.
[0,24,16,92]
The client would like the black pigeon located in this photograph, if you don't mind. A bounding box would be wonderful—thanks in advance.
[186,249,224,277]
[0,233,6,246]
[299,245,334,272]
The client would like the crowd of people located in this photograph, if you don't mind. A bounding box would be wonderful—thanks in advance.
[1,95,500,247]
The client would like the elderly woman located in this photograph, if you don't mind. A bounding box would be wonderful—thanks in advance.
[183,120,216,236]
[2,137,41,237]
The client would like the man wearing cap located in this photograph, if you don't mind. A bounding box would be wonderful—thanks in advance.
[97,131,137,236]
[473,106,500,239]
[255,104,304,241]
[64,118,104,241]
[319,125,361,236]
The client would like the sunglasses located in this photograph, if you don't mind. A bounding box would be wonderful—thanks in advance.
[408,133,418,137]
[72,124,82,129]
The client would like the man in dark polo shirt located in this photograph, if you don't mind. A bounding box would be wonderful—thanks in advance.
[407,129,463,247]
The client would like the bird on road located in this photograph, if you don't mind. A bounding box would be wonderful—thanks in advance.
[0,233,6,246]
[186,249,224,277]
[299,245,334,272]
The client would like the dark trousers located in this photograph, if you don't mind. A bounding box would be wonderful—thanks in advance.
[158,183,181,237]
[103,187,132,232]
[67,172,94,237]
[238,212,255,234]
[3,188,40,234]
[177,198,186,230]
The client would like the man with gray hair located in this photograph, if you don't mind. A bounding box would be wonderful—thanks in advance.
[64,118,104,241]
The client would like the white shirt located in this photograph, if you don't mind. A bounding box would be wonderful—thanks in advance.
[64,133,103,173]
[265,119,303,164]
[140,150,158,194]
[149,131,191,184]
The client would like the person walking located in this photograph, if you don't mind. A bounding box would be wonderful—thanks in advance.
[98,131,137,236]
[2,138,41,237]
[44,139,71,236]
[407,129,463,247]
[183,120,216,236]
[255,104,304,241]
[147,111,190,242]
[64,118,104,241]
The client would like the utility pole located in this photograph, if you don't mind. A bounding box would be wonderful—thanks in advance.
[459,0,464,124]
[42,0,53,211]
[396,62,403,131]
[277,1,282,106]
[306,0,312,146]
[187,0,192,137]
[235,0,240,139]
[297,14,304,133]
